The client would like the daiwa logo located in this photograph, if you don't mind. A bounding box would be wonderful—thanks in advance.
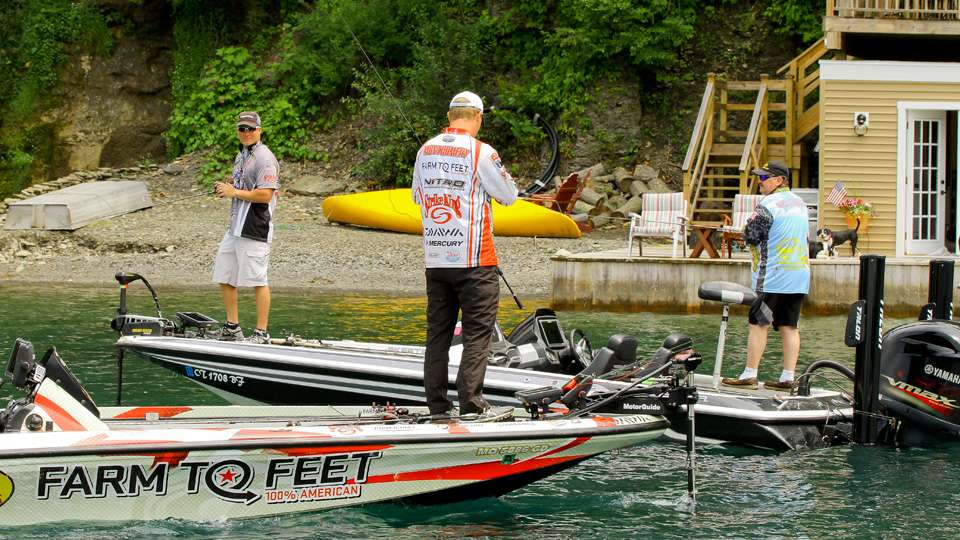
[0,470,12,508]
[924,364,960,385]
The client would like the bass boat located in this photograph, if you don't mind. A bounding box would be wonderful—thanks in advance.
[0,337,695,526]
[112,273,853,451]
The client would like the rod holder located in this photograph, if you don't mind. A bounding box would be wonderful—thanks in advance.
[928,259,955,320]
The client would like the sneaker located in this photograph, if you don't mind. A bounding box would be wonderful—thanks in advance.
[246,329,271,344]
[720,377,758,390]
[764,379,795,392]
[212,325,243,341]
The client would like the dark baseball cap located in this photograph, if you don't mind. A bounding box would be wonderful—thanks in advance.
[237,111,261,128]
[751,160,790,180]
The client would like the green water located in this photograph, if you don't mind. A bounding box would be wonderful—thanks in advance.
[0,284,954,539]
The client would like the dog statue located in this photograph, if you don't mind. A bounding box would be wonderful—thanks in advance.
[817,219,860,258]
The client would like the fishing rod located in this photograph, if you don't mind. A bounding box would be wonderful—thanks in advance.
[496,267,524,310]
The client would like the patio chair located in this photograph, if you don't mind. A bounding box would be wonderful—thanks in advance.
[718,194,762,258]
[527,171,589,214]
[626,192,689,257]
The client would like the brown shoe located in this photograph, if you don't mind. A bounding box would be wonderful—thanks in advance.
[764,379,795,392]
[720,377,758,390]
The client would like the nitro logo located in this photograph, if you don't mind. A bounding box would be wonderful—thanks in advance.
[882,374,958,410]
[423,177,467,189]
[184,460,258,505]
[924,364,960,385]
[38,464,168,500]
[423,194,462,224]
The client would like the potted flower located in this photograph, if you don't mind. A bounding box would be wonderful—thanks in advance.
[838,197,875,231]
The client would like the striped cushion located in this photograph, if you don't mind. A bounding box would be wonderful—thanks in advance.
[631,192,687,236]
[719,194,762,232]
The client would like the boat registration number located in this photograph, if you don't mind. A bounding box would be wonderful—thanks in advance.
[185,366,245,387]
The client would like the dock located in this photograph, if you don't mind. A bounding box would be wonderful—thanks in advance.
[551,245,949,316]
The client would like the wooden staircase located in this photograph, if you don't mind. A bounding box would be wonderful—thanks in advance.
[682,39,830,224]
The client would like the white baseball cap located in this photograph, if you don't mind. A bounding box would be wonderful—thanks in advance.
[449,91,484,111]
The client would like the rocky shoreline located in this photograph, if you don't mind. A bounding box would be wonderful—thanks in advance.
[0,161,628,297]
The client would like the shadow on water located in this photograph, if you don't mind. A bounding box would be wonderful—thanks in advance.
[0,284,952,539]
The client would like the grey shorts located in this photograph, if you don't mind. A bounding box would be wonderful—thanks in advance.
[212,232,271,287]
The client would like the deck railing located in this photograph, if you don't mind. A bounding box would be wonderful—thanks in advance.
[828,0,960,19]
[739,76,768,195]
[682,73,716,215]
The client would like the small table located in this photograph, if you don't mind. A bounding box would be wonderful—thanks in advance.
[689,224,721,259]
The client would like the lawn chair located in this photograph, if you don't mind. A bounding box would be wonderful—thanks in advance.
[718,194,762,258]
[527,171,589,214]
[627,192,689,257]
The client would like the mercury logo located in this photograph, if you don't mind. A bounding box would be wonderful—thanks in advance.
[0,470,13,508]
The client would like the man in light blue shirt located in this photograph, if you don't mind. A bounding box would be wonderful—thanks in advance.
[722,160,810,391]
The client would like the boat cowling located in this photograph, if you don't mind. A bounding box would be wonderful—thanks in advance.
[880,320,960,441]
[1,339,106,433]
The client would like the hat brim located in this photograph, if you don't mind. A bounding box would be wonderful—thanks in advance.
[751,167,773,177]
[236,122,259,128]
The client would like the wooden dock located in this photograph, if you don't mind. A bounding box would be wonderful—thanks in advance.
[551,245,951,316]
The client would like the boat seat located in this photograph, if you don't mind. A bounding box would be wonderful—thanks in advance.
[698,281,756,306]
[605,334,637,367]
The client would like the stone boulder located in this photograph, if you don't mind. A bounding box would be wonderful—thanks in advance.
[287,175,349,197]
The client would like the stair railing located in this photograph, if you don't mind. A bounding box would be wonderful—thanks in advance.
[683,73,716,218]
[778,38,828,147]
[739,75,769,195]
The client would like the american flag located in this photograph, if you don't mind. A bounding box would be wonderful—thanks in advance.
[826,181,848,207]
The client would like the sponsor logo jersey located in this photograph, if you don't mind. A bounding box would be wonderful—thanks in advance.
[749,189,810,293]
[229,142,280,243]
[412,128,518,268]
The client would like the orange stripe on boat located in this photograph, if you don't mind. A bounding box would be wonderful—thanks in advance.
[365,454,584,483]
[273,445,393,457]
[111,406,193,419]
[35,394,85,431]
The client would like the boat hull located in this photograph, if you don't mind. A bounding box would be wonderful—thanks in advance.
[119,336,853,451]
[321,188,582,238]
[0,407,664,526]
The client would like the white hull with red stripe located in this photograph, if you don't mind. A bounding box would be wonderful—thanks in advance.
[0,395,666,525]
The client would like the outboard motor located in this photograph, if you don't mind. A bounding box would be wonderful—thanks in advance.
[877,321,960,445]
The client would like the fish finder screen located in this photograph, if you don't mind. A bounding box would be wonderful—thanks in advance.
[538,319,566,348]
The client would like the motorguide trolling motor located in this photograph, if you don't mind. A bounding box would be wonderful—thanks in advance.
[515,333,702,504]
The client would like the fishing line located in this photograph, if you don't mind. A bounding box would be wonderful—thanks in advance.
[340,14,423,146]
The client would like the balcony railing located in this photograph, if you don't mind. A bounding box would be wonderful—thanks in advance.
[827,0,960,19]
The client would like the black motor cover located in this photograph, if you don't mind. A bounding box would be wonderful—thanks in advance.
[880,321,960,428]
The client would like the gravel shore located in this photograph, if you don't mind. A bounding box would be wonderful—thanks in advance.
[0,165,625,297]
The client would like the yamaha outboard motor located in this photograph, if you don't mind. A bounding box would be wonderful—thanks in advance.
[878,321,960,445]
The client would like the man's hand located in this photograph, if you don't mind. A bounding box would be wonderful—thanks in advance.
[214,182,236,199]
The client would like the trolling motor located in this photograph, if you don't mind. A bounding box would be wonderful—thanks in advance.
[515,333,702,504]
[110,271,219,405]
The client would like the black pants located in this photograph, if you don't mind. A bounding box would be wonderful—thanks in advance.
[424,266,500,414]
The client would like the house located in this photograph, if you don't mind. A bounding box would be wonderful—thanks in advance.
[683,0,960,257]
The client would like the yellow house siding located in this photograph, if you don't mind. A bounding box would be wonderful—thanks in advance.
[820,79,960,256]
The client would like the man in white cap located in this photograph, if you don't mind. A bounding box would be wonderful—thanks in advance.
[412,91,518,416]
[211,111,280,344]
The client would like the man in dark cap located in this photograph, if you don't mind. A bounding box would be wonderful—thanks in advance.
[722,160,810,391]
[211,111,280,344]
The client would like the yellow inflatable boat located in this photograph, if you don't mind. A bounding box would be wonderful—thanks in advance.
[322,188,581,238]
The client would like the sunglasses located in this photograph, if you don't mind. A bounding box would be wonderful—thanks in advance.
[237,126,257,133]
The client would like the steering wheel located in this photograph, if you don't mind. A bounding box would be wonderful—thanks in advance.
[568,328,593,371]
